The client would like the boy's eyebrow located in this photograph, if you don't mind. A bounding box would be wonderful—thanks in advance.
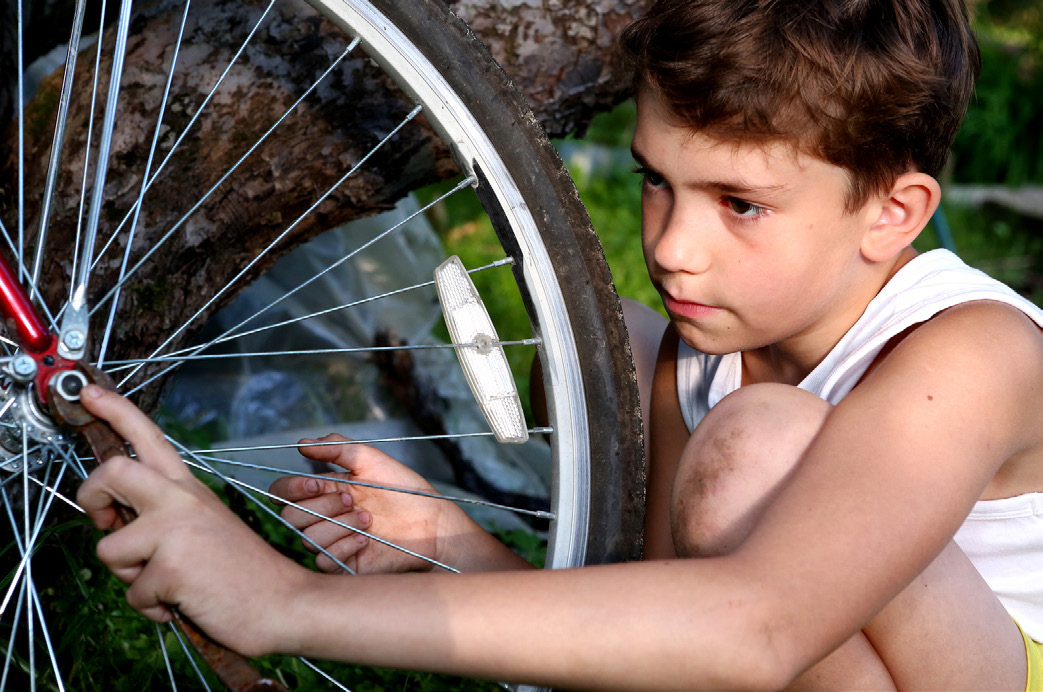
[630,146,790,197]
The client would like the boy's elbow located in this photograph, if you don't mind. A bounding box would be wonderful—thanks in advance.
[728,596,815,691]
[747,626,811,691]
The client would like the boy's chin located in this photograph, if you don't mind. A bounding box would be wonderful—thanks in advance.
[673,325,749,356]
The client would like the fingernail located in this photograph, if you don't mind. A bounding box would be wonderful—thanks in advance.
[305,478,320,494]
[81,384,103,399]
[355,533,368,545]
[340,492,352,509]
[358,511,371,525]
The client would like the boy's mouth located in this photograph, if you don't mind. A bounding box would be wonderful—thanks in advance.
[662,292,721,320]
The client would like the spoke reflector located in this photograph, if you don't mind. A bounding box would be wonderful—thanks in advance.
[435,255,527,444]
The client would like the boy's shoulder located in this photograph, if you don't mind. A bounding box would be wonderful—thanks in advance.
[808,249,1043,400]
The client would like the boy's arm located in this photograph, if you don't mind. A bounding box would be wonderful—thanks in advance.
[77,301,1043,689]
[289,300,1042,688]
[643,323,683,559]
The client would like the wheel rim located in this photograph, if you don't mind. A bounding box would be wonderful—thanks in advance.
[0,0,624,688]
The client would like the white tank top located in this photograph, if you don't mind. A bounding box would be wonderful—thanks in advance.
[675,249,1043,639]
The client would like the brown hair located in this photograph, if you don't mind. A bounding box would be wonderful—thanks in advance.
[618,0,981,211]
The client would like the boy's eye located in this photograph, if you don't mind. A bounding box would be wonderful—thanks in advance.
[633,166,666,189]
[724,197,766,218]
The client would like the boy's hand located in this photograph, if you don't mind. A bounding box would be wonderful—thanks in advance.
[270,436,479,574]
[75,385,310,658]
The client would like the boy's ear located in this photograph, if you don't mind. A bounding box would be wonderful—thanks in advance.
[861,172,941,262]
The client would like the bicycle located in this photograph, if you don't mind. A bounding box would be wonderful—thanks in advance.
[0,0,644,688]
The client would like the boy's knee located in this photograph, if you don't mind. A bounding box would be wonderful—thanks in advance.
[670,384,832,558]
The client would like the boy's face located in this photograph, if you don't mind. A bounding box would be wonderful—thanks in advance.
[632,93,882,358]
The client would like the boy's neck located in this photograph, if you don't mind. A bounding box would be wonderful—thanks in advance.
[741,247,920,386]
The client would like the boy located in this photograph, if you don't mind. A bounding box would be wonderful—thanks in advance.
[78,0,1043,688]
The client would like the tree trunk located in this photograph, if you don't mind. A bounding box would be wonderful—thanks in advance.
[0,0,646,405]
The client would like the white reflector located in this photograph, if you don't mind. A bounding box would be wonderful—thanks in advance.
[434,255,528,444]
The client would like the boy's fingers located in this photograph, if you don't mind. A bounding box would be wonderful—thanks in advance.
[77,456,192,523]
[79,386,191,480]
[124,565,176,623]
[299,509,372,553]
[279,493,353,531]
[97,527,154,579]
[315,535,368,574]
[269,473,346,503]
[296,434,364,469]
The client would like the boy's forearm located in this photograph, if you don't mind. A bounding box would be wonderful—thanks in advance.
[283,559,790,690]
[439,521,535,572]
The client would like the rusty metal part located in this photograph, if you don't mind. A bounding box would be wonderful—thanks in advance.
[48,363,289,692]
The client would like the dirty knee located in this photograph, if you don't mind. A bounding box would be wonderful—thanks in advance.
[670,384,832,558]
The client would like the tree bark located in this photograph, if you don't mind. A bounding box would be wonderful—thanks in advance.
[0,0,647,405]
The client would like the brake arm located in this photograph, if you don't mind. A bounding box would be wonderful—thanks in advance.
[47,363,288,692]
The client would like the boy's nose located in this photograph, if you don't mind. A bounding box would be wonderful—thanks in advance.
[650,208,712,276]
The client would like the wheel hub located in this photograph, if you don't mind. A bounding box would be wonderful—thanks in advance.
[0,375,71,473]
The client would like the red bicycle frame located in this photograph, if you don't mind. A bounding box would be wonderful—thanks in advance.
[0,251,53,354]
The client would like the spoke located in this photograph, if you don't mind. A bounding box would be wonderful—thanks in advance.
[19,431,34,692]
[45,442,89,483]
[87,0,281,282]
[103,338,539,371]
[0,576,28,691]
[297,658,352,691]
[30,0,89,306]
[159,174,475,359]
[0,443,45,491]
[23,576,64,692]
[86,23,358,322]
[16,0,25,281]
[158,258,513,360]
[75,0,134,303]
[169,624,213,692]
[0,462,69,618]
[2,460,86,692]
[0,222,33,308]
[171,441,357,574]
[175,441,459,573]
[193,428,553,456]
[96,0,194,367]
[117,105,425,395]
[94,32,362,367]
[70,0,108,301]
[25,471,82,515]
[195,453,554,520]
[156,623,178,692]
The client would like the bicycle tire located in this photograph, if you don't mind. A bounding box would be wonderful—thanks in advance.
[0,0,644,688]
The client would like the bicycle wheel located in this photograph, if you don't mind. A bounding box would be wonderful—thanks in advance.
[0,0,644,688]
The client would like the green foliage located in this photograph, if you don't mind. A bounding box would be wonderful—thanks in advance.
[496,528,548,569]
[950,39,1043,186]
[566,152,663,315]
